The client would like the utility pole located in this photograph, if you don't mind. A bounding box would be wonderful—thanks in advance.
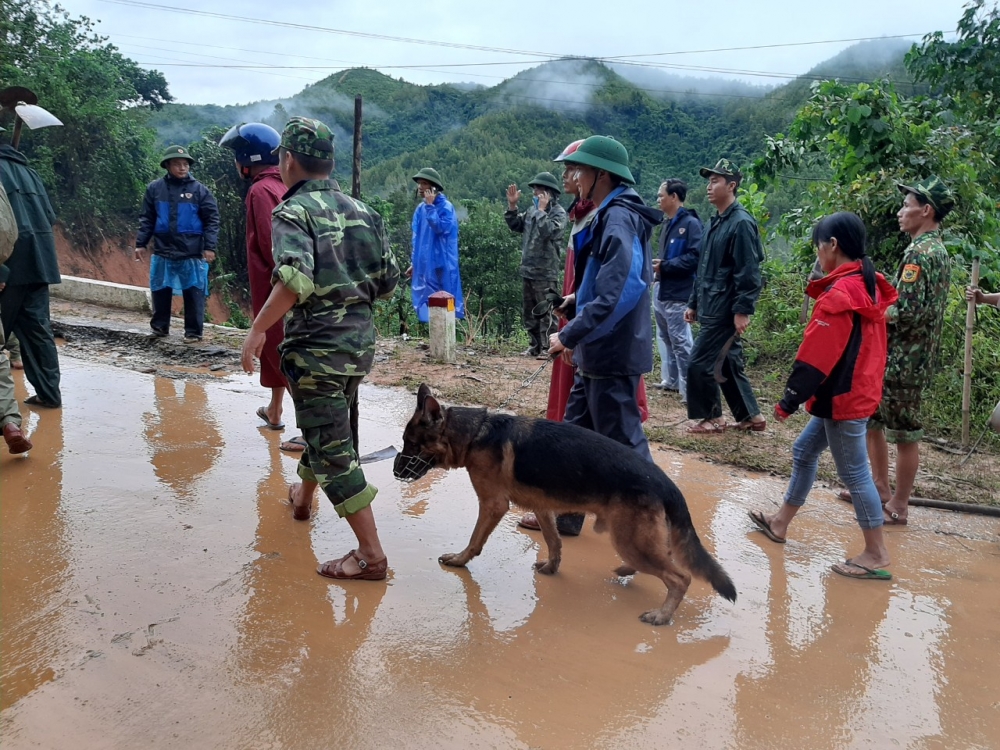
[352,95,362,200]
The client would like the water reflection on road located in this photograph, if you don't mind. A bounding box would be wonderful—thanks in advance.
[1,358,998,749]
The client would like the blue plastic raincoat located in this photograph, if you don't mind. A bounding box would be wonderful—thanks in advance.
[410,193,464,322]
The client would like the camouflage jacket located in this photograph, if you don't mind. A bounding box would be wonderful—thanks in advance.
[271,179,399,376]
[884,229,952,388]
[505,202,568,281]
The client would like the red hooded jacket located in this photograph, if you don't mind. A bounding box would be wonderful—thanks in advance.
[778,261,899,421]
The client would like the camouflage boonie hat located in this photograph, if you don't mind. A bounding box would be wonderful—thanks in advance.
[897,175,955,215]
[274,116,335,159]
[699,158,742,180]
[159,145,195,168]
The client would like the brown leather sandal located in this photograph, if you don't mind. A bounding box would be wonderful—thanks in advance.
[288,483,311,521]
[317,550,388,580]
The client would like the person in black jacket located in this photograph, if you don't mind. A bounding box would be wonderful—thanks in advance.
[684,159,766,434]
[652,179,700,403]
[135,146,220,342]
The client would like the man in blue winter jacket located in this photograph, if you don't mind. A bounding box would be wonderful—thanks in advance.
[408,168,464,323]
[548,135,662,536]
[135,146,220,342]
[652,179,701,403]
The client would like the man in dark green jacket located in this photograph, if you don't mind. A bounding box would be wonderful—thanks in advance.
[0,141,62,408]
[684,159,765,434]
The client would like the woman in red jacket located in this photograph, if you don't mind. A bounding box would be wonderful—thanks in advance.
[749,212,899,580]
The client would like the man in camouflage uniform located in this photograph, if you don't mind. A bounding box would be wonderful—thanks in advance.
[684,159,766,433]
[866,176,954,525]
[506,172,568,358]
[240,117,399,580]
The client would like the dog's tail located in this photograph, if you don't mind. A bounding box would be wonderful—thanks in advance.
[657,478,737,603]
[681,528,737,603]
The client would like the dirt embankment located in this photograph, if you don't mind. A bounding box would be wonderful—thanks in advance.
[54,226,233,324]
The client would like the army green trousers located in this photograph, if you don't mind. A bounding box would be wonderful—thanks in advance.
[282,355,377,518]
[0,313,21,429]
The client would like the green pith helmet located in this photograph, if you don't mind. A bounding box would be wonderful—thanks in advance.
[560,135,635,185]
[159,145,195,168]
[897,175,955,215]
[528,171,562,194]
[412,167,444,191]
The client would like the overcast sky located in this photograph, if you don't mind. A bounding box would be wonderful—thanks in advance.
[57,0,971,105]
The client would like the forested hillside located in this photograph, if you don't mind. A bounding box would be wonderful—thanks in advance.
[148,41,914,208]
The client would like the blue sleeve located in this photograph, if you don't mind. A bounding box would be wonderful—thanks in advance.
[424,200,456,237]
[660,216,701,278]
[198,184,220,250]
[136,184,156,248]
[559,216,647,350]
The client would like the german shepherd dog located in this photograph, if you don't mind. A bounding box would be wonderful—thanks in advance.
[394,385,737,626]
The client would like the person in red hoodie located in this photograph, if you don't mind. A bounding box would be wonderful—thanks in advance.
[221,122,303,451]
[749,212,899,580]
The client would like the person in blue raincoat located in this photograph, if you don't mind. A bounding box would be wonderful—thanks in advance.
[408,168,464,323]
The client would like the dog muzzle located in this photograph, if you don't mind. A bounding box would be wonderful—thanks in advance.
[393,452,436,482]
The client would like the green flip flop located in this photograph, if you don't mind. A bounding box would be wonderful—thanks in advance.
[831,561,892,580]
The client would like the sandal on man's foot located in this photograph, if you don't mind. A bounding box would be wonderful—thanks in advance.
[280,436,306,453]
[256,406,284,430]
[518,512,541,530]
[883,509,907,525]
[288,483,311,521]
[317,550,387,581]
[687,420,725,435]
[729,418,766,432]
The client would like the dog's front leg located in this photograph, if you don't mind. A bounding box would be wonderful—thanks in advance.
[439,493,509,568]
[532,511,562,575]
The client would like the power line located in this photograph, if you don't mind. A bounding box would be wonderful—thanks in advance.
[97,0,567,60]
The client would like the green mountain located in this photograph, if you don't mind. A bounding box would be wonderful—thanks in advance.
[150,39,917,211]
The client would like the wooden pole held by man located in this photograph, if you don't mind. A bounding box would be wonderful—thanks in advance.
[961,257,981,446]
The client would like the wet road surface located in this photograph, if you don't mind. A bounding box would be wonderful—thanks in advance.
[2,358,999,749]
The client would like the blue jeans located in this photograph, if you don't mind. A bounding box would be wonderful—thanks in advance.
[785,416,883,530]
[653,293,693,401]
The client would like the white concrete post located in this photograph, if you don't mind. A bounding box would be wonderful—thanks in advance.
[427,291,456,363]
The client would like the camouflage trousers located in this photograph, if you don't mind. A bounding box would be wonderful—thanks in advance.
[869,384,924,444]
[0,313,21,429]
[282,353,377,518]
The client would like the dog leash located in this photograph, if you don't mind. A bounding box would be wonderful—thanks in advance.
[496,358,551,411]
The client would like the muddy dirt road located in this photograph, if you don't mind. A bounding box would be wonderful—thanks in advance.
[2,358,999,749]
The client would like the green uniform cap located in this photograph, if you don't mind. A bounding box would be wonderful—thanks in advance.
[412,167,444,191]
[699,158,742,180]
[159,145,196,168]
[275,116,335,159]
[528,171,562,194]
[897,175,955,215]
[560,135,635,185]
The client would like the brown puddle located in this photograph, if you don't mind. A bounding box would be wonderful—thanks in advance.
[2,358,999,749]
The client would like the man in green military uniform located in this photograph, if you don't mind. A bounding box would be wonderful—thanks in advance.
[0,129,62,408]
[240,117,399,580]
[506,171,568,358]
[684,159,766,434]
[866,176,954,525]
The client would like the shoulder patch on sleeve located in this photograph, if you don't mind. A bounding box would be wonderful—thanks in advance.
[901,264,921,283]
